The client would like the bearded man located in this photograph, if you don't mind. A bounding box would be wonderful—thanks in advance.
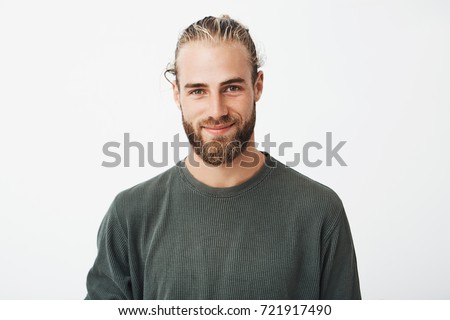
[85,15,361,300]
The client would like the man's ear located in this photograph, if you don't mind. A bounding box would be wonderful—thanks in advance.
[172,81,181,110]
[254,71,264,102]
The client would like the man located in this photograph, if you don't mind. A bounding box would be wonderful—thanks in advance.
[85,15,361,300]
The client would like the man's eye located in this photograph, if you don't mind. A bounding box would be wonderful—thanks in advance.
[190,89,205,95]
[226,86,240,92]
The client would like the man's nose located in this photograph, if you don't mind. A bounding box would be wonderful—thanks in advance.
[208,92,228,119]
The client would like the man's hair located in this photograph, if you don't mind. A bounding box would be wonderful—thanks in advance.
[166,15,262,87]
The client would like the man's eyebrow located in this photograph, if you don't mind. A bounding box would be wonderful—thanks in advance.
[184,82,207,89]
[183,77,246,89]
[220,77,246,86]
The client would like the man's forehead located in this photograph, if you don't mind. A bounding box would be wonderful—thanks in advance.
[176,41,253,86]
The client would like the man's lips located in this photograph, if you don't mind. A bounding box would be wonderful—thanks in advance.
[202,123,235,135]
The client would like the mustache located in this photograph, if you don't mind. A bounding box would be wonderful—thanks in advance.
[200,115,238,127]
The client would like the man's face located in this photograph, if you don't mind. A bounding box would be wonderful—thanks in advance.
[173,41,263,166]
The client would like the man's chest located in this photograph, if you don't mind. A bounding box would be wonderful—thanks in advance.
[137,208,321,299]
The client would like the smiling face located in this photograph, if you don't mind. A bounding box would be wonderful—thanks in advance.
[173,40,263,166]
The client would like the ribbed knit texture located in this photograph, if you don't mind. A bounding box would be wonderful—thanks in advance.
[85,153,361,300]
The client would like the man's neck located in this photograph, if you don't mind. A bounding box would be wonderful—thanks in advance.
[184,146,266,188]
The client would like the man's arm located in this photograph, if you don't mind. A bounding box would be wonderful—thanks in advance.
[320,207,361,299]
[85,199,133,300]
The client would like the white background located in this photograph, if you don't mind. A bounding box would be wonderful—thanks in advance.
[1,0,449,299]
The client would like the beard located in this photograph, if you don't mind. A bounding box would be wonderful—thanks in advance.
[182,103,256,167]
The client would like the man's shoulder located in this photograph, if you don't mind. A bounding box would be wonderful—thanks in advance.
[112,164,180,212]
[267,159,346,232]
[270,158,344,211]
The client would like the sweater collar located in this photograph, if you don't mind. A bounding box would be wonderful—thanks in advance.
[177,151,277,197]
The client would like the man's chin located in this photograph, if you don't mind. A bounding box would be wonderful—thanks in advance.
[193,139,243,166]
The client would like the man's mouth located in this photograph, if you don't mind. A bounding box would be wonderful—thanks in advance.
[202,123,235,135]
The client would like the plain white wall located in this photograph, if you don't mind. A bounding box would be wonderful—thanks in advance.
[1,0,449,299]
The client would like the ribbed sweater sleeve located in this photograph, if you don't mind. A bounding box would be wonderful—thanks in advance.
[320,207,361,299]
[85,197,132,300]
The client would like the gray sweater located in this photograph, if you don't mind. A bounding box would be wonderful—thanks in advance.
[86,153,361,299]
